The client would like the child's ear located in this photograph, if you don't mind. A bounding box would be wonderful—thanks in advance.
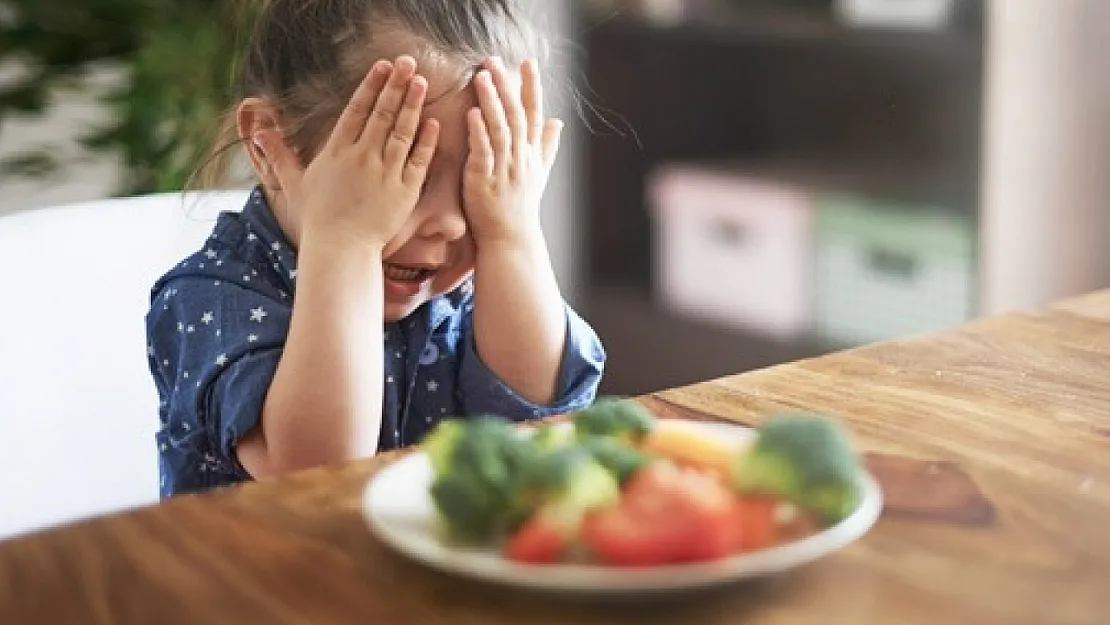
[237,98,285,190]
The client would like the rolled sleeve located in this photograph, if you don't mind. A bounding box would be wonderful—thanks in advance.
[457,304,606,420]
[149,276,291,474]
[207,348,283,464]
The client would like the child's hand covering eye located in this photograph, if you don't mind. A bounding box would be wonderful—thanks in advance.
[252,56,441,250]
[463,57,563,246]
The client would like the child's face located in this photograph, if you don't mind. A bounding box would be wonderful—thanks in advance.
[377,72,481,322]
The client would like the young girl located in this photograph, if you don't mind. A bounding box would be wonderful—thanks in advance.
[146,0,606,497]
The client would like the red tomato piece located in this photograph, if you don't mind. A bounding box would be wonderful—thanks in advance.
[580,462,743,566]
[733,495,779,552]
[504,513,570,564]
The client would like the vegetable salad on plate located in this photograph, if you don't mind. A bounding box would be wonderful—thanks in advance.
[421,398,867,567]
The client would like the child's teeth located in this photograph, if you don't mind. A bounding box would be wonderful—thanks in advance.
[386,265,426,281]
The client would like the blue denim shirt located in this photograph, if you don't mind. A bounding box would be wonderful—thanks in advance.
[146,187,606,497]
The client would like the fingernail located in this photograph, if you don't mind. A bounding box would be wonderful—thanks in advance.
[252,133,267,156]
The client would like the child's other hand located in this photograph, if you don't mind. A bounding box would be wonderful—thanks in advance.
[253,56,440,251]
[463,57,563,247]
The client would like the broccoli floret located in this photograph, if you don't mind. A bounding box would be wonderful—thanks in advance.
[422,419,466,475]
[429,472,505,543]
[509,445,620,529]
[572,397,656,442]
[530,422,576,454]
[579,436,650,485]
[423,416,539,542]
[732,413,864,523]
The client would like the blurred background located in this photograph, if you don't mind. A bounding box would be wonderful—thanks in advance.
[2,0,1109,400]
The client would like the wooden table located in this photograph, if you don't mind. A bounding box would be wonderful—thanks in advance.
[2,291,1109,624]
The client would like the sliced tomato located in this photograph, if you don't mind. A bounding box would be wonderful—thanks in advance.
[580,462,742,566]
[733,495,778,552]
[504,513,570,564]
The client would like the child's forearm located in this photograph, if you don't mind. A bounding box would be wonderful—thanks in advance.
[241,236,385,477]
[473,230,568,405]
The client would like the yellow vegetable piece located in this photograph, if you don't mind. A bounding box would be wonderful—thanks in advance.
[639,421,745,476]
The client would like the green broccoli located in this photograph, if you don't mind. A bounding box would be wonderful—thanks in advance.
[422,418,466,475]
[423,416,539,542]
[579,436,650,485]
[509,445,620,533]
[732,412,864,524]
[530,422,576,454]
[571,397,656,443]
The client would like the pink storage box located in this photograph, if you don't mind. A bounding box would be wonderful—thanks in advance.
[648,165,814,338]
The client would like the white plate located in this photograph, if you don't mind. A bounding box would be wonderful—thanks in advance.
[361,419,883,594]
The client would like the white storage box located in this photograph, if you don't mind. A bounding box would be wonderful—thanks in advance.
[648,165,814,338]
[835,0,955,31]
[814,194,976,346]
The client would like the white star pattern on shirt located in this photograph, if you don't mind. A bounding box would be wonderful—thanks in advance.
[177,321,184,332]
[198,263,205,269]
[248,334,259,342]
[250,307,268,323]
[163,359,170,367]
[271,242,281,251]
[205,249,218,259]
[215,260,223,266]
[289,269,297,280]
[200,311,214,325]
[243,274,251,282]
[387,376,394,384]
[426,380,439,392]
[183,371,190,379]
[216,354,228,367]
[216,329,222,337]
[186,325,195,333]
[247,232,258,241]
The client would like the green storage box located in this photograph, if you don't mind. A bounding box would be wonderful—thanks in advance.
[814,194,977,346]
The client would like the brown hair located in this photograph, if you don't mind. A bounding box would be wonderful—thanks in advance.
[193,0,555,189]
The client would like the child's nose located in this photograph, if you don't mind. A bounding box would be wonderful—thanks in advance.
[416,204,468,242]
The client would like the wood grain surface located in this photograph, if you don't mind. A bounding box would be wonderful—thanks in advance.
[1,290,1109,624]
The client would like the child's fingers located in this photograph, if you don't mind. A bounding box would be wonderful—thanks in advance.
[253,129,304,192]
[487,57,527,153]
[541,118,563,170]
[466,107,495,178]
[330,60,392,148]
[520,58,544,145]
[383,74,428,170]
[403,118,440,187]
[362,56,416,149]
[474,70,511,166]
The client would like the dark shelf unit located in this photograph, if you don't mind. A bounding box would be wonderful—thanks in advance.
[577,9,986,397]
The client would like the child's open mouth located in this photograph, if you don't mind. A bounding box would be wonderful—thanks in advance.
[383,262,436,297]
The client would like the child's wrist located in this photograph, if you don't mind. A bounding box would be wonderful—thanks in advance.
[300,225,387,259]
[299,230,386,271]
[475,227,550,266]
[474,223,546,254]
